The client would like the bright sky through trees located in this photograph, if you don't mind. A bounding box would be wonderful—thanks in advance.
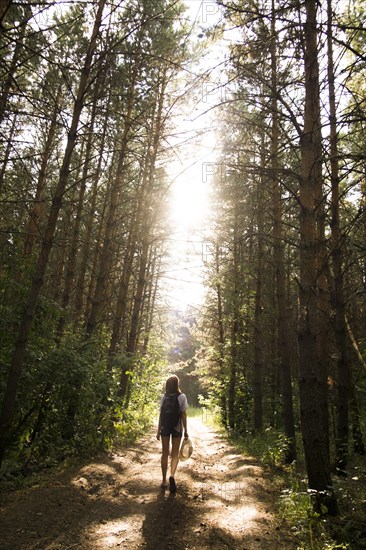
[163,0,226,311]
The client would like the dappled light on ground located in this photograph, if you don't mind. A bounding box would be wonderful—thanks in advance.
[92,518,143,548]
[0,416,297,549]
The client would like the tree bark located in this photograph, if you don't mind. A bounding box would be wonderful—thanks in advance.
[119,238,149,398]
[228,201,240,430]
[253,138,265,433]
[326,0,349,475]
[270,0,296,462]
[298,0,337,515]
[215,245,228,427]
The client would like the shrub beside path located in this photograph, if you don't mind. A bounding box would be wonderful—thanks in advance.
[0,416,298,549]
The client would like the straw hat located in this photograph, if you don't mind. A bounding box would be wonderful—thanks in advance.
[179,437,193,461]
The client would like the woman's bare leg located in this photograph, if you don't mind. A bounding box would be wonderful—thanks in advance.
[161,436,170,486]
[170,436,182,478]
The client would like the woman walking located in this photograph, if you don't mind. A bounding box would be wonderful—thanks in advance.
[156,375,188,492]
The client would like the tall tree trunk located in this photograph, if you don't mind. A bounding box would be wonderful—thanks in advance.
[327,0,349,475]
[23,93,61,260]
[108,224,138,359]
[126,238,150,355]
[57,71,102,341]
[73,87,110,319]
[298,0,337,515]
[228,203,240,430]
[85,21,153,341]
[0,115,16,264]
[135,243,156,351]
[0,114,16,195]
[0,9,27,124]
[85,80,137,340]
[0,0,106,465]
[215,245,228,427]
[49,143,85,303]
[269,293,279,428]
[117,69,168,396]
[141,250,161,354]
[61,156,112,440]
[349,379,365,455]
[270,0,296,462]
[119,238,149,398]
[84,159,112,323]
[107,149,150,361]
[253,141,265,433]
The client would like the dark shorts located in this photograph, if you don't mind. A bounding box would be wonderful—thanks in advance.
[160,426,182,438]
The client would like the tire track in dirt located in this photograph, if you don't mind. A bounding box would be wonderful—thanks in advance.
[0,416,297,549]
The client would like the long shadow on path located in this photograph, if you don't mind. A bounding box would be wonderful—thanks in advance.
[0,419,298,550]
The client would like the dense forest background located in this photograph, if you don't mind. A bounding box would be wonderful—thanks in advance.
[1,0,366,538]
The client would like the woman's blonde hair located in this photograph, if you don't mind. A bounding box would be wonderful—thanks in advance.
[165,375,181,395]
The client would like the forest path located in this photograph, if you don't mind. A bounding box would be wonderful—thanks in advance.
[0,416,298,549]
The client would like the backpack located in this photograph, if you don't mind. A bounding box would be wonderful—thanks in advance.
[160,393,181,430]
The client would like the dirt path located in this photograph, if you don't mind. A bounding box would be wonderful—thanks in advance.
[0,416,297,549]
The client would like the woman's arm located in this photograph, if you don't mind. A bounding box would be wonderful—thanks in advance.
[156,413,161,440]
[181,410,188,439]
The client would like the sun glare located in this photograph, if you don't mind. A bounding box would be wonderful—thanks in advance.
[169,169,210,234]
[163,164,211,310]
[168,122,217,237]
[162,0,224,310]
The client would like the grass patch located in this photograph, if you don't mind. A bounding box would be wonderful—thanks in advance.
[194,405,222,429]
[187,406,203,418]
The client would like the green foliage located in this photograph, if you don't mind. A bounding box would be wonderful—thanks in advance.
[0,0,191,472]
[222,426,362,549]
[261,430,292,467]
[228,426,292,467]
[276,453,366,549]
[196,394,224,430]
[112,348,167,445]
[279,485,355,550]
[279,487,327,549]
[328,461,366,549]
[198,393,223,428]
[233,376,253,434]
[1,336,169,473]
